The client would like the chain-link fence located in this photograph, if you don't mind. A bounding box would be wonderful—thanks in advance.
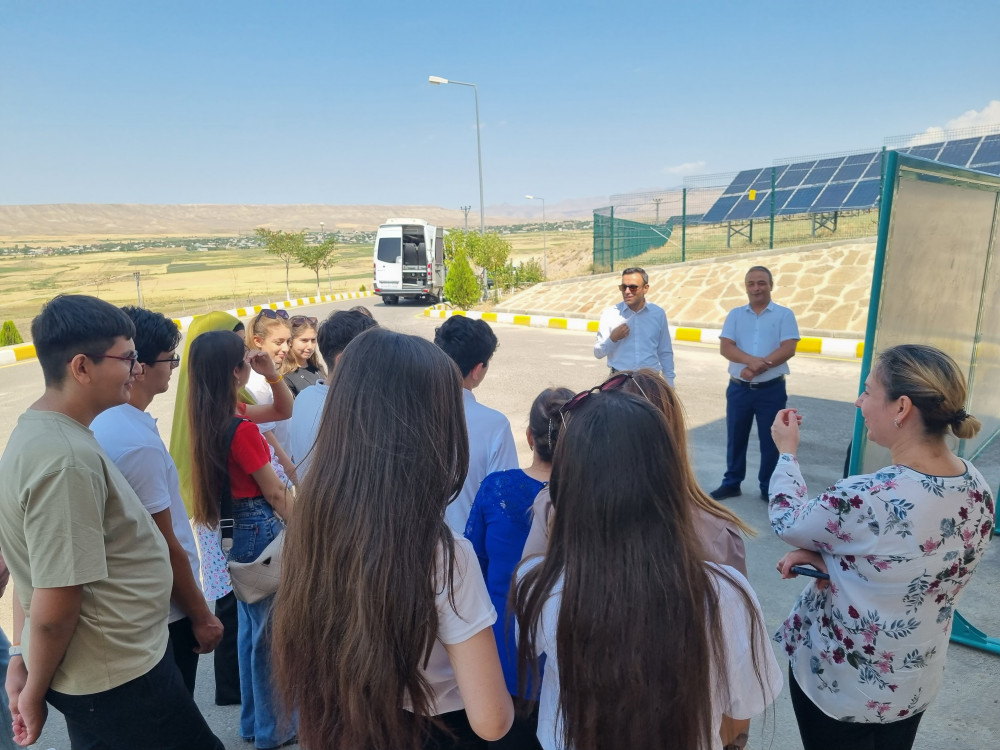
[594,125,1000,274]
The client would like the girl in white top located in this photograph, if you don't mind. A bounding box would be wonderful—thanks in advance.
[272,329,513,750]
[244,309,296,484]
[513,388,781,750]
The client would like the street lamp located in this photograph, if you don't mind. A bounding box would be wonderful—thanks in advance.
[429,75,485,235]
[525,195,547,277]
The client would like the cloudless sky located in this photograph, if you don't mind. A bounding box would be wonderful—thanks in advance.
[1,0,998,210]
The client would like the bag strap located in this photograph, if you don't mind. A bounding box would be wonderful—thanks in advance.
[219,417,244,548]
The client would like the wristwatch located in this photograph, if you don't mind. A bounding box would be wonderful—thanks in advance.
[8,644,22,657]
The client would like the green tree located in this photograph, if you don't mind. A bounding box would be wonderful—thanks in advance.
[255,228,306,300]
[443,246,481,310]
[296,237,337,297]
[446,229,511,302]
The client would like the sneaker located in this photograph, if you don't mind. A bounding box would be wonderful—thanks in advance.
[709,485,741,500]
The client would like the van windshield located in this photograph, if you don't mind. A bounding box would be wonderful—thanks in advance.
[376,237,401,263]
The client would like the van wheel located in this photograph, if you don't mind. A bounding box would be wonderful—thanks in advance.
[426,294,440,304]
[383,295,398,305]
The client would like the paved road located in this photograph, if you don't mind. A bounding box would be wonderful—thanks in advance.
[1,296,997,749]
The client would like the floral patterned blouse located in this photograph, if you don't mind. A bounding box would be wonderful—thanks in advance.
[769,453,995,723]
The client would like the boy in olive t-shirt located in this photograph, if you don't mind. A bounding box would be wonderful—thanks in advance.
[0,295,222,750]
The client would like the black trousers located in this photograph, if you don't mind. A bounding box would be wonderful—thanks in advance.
[167,617,199,695]
[47,644,223,750]
[789,665,924,750]
[213,591,242,705]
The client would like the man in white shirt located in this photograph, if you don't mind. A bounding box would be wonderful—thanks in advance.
[92,306,223,694]
[710,267,800,502]
[593,266,675,385]
[434,316,518,533]
[289,308,378,479]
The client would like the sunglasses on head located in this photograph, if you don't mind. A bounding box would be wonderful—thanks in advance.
[290,315,318,327]
[552,371,651,439]
[619,284,641,293]
[254,309,289,322]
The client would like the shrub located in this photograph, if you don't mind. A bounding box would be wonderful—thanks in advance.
[0,320,23,346]
[515,257,545,285]
[359,283,366,292]
[443,247,481,309]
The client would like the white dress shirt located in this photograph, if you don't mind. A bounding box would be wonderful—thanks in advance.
[446,389,518,533]
[288,380,329,480]
[720,301,800,382]
[594,301,675,384]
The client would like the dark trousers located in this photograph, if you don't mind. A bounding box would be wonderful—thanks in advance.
[789,666,924,750]
[489,698,542,750]
[213,591,242,705]
[167,617,199,695]
[723,378,787,493]
[46,644,223,750]
[411,709,487,750]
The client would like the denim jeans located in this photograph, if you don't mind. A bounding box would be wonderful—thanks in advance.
[0,628,17,750]
[228,498,296,749]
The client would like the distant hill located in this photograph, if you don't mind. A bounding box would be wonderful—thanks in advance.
[0,202,599,239]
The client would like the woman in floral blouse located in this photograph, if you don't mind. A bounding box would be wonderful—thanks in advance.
[768,344,995,750]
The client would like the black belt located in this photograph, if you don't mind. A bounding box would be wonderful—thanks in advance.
[730,375,784,390]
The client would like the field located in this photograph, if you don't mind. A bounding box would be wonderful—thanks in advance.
[0,229,592,337]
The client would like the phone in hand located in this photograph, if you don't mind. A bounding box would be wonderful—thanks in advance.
[789,565,830,580]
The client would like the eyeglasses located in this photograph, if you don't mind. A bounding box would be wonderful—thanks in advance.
[254,309,289,322]
[619,284,641,293]
[551,371,651,443]
[153,355,181,369]
[290,315,318,327]
[71,351,140,374]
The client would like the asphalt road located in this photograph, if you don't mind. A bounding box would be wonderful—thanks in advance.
[0,296,997,749]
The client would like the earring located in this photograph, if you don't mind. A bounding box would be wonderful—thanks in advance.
[894,418,900,428]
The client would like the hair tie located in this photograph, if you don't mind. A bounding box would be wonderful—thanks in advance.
[953,408,969,424]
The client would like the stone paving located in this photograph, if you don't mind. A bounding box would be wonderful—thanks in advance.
[497,238,877,337]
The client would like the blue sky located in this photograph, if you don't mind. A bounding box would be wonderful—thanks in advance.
[1,0,998,210]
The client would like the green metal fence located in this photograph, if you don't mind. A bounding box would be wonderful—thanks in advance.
[593,168,880,273]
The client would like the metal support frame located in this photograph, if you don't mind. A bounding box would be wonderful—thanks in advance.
[726,220,753,248]
[811,211,839,236]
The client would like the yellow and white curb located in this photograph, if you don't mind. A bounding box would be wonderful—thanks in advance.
[423,307,865,359]
[171,291,375,333]
[0,292,375,365]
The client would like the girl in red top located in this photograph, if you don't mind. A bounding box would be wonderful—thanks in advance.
[188,330,296,750]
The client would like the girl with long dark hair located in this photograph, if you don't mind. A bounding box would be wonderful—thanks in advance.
[513,389,780,750]
[188,330,296,750]
[273,328,513,750]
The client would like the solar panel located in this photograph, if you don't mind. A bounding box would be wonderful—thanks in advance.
[831,161,869,182]
[776,161,815,189]
[970,135,1000,166]
[905,143,944,160]
[702,194,740,223]
[750,166,787,190]
[816,156,845,169]
[724,169,764,196]
[780,185,823,214]
[843,179,881,209]
[727,190,769,221]
[813,182,855,211]
[938,137,982,167]
[844,151,878,166]
[976,163,1000,176]
[863,156,884,179]
[804,165,838,185]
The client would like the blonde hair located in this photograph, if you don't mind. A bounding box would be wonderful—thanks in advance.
[280,317,324,376]
[624,369,755,536]
[874,344,981,441]
[245,310,291,356]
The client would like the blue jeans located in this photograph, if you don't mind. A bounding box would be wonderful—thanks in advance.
[0,629,17,750]
[228,498,296,749]
[723,378,787,493]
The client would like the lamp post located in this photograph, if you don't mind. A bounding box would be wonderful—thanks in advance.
[525,195,547,277]
[429,75,485,235]
[460,205,471,231]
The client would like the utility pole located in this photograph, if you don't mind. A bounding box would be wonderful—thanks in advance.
[460,205,471,231]
[653,197,663,224]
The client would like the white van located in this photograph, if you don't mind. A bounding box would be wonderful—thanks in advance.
[372,218,446,304]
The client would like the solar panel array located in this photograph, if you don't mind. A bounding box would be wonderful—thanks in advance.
[701,133,1000,225]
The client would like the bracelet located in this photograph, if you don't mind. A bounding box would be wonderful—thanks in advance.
[8,645,22,657]
[265,374,283,384]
